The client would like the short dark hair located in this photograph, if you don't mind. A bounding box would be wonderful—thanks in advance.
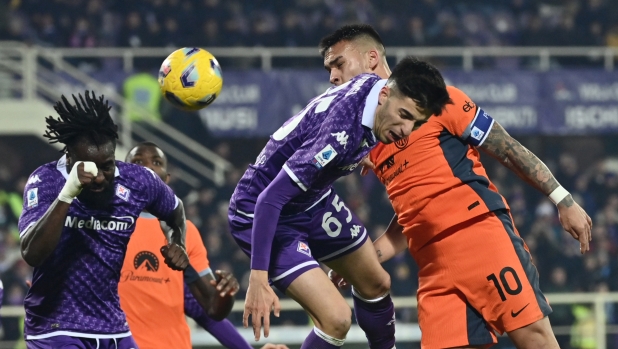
[125,141,166,162]
[136,141,161,150]
[388,57,452,116]
[319,24,385,57]
[44,91,118,151]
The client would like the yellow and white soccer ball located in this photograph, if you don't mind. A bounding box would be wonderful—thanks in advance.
[158,47,223,111]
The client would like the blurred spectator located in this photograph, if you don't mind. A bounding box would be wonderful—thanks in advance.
[0,0,614,52]
[405,16,427,47]
[122,71,162,123]
[69,18,96,48]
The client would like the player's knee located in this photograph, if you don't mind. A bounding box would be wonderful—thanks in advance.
[318,306,352,338]
[354,272,391,299]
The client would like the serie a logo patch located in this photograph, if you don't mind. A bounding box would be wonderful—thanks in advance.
[312,144,338,169]
[27,188,38,208]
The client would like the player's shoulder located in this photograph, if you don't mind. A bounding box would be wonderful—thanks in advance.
[25,160,63,189]
[322,74,382,124]
[327,73,381,99]
[28,161,60,179]
[115,161,164,194]
[441,86,477,118]
[117,161,159,182]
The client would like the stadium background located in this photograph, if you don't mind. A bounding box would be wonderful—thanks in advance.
[1,0,618,348]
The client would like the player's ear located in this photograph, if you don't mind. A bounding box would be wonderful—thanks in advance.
[378,85,390,105]
[367,49,379,70]
[65,150,73,168]
[165,173,171,184]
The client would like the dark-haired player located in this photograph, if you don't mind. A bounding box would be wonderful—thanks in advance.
[230,57,440,349]
[19,91,190,349]
[321,25,593,348]
[122,141,287,349]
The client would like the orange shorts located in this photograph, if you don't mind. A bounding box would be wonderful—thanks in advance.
[412,209,552,349]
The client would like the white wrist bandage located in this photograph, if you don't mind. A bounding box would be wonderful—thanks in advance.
[548,186,570,205]
[58,161,98,204]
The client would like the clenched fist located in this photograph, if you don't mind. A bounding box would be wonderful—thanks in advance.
[160,244,189,271]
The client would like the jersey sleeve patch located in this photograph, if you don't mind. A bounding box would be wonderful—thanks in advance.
[462,107,494,147]
[312,144,338,169]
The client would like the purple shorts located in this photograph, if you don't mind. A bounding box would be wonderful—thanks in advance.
[26,335,138,349]
[229,190,369,292]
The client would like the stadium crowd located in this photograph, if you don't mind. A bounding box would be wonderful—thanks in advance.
[1,0,618,49]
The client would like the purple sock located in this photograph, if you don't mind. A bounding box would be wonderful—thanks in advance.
[194,314,253,349]
[300,327,344,349]
[353,288,396,349]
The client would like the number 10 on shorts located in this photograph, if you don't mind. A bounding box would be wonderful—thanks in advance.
[487,267,523,302]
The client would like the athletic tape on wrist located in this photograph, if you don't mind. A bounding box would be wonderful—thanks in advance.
[549,186,570,205]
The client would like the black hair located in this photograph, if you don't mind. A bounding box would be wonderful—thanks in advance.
[319,24,385,57]
[388,57,452,116]
[126,141,167,163]
[136,141,161,150]
[44,91,118,151]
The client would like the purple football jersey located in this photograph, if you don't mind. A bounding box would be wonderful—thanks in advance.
[18,155,178,338]
[231,74,385,215]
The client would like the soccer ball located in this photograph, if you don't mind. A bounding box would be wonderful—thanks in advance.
[158,47,223,111]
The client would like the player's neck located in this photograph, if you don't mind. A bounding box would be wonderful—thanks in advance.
[376,62,392,79]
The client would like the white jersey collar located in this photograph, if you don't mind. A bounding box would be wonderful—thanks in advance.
[361,79,387,129]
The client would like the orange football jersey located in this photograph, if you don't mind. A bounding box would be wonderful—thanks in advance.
[119,215,209,349]
[370,86,509,252]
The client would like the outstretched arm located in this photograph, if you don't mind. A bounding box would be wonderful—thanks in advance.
[479,121,592,253]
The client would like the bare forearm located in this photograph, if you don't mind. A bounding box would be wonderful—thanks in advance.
[374,215,407,263]
[480,123,574,207]
[188,273,234,321]
[20,199,70,266]
[164,200,187,247]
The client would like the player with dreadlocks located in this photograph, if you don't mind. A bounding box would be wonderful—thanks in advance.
[19,91,191,349]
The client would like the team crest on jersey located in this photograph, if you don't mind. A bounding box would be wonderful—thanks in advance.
[312,144,338,169]
[395,136,409,150]
[116,184,131,201]
[297,241,311,257]
[27,188,38,208]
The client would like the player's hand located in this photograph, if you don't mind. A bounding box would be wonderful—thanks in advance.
[244,270,281,341]
[260,344,289,349]
[360,156,376,176]
[328,269,350,289]
[557,198,592,254]
[58,161,98,203]
[160,244,190,271]
[212,270,240,297]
